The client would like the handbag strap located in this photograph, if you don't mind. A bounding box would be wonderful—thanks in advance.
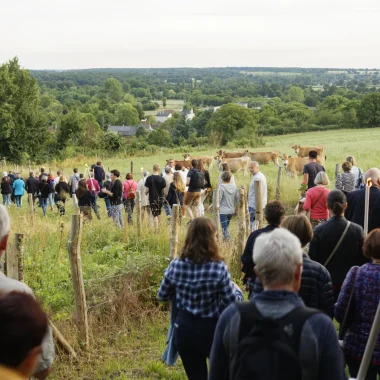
[339,266,359,340]
[324,221,351,267]
[311,188,327,209]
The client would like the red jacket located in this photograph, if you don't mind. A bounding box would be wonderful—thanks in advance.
[86,178,100,195]
[303,186,330,219]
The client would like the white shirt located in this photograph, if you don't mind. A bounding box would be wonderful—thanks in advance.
[161,167,175,176]
[248,171,267,209]
[137,177,149,206]
[350,165,362,188]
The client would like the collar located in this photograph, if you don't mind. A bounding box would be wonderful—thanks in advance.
[252,290,303,304]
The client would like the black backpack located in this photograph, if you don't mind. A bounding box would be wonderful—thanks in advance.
[231,303,320,380]
[192,169,205,189]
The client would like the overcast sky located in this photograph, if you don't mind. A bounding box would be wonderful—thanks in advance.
[1,0,379,69]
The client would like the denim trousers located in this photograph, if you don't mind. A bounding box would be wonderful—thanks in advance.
[249,206,256,228]
[220,214,233,239]
[14,195,22,208]
[40,198,48,215]
[111,204,123,228]
[174,310,218,380]
[2,194,11,207]
[124,198,135,223]
[105,198,111,217]
[48,193,54,207]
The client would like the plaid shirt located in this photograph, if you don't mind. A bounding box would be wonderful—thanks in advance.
[158,258,244,318]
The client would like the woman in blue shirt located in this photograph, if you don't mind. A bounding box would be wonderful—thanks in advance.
[158,217,243,380]
[12,175,25,208]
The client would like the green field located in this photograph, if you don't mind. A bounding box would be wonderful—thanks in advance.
[144,99,185,116]
[4,127,380,379]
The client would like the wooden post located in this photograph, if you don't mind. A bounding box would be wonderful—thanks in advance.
[2,157,6,172]
[5,241,19,280]
[72,194,79,210]
[238,187,247,257]
[28,159,31,173]
[49,320,78,359]
[275,165,282,201]
[136,190,142,238]
[335,163,340,179]
[254,180,263,229]
[15,234,25,282]
[68,214,89,349]
[28,193,34,218]
[169,204,180,259]
[130,161,134,175]
[212,189,222,241]
[245,188,250,237]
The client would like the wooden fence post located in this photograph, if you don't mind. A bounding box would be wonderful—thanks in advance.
[1,157,5,171]
[15,234,25,282]
[169,204,180,259]
[275,165,282,201]
[72,194,79,210]
[5,239,19,280]
[68,214,89,349]
[130,161,134,175]
[28,159,31,173]
[238,187,247,258]
[136,190,142,238]
[28,193,34,223]
[335,163,340,179]
[213,188,222,241]
[254,180,263,229]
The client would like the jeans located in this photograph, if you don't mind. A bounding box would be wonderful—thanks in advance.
[48,193,54,208]
[249,206,255,228]
[111,204,123,228]
[14,195,22,208]
[124,198,135,224]
[105,198,111,217]
[2,194,11,207]
[40,198,48,215]
[163,203,172,218]
[346,356,380,380]
[174,310,218,380]
[220,214,233,239]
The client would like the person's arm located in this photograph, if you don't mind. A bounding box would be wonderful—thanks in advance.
[308,231,320,262]
[303,190,312,211]
[219,265,244,310]
[157,265,175,301]
[303,165,309,187]
[186,171,191,187]
[319,269,335,319]
[335,173,342,190]
[335,266,357,323]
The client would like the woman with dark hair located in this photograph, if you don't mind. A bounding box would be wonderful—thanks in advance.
[1,176,11,207]
[309,189,366,300]
[336,229,380,379]
[217,163,236,186]
[76,179,95,220]
[158,217,243,380]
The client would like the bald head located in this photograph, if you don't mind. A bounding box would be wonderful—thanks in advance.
[0,205,10,256]
[364,168,380,187]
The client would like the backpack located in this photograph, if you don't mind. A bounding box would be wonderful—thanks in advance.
[192,169,204,189]
[126,181,136,199]
[48,178,55,192]
[231,303,320,380]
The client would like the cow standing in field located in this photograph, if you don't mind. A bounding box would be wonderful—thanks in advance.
[243,150,280,166]
[214,156,250,175]
[167,159,192,170]
[292,145,325,158]
[281,153,325,177]
[216,150,246,159]
[183,154,213,167]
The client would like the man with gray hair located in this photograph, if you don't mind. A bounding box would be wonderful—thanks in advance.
[0,205,55,379]
[346,167,380,232]
[248,161,267,229]
[209,228,346,380]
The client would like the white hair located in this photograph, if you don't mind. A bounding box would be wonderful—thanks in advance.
[250,161,259,168]
[314,171,329,186]
[253,228,302,287]
[0,205,10,243]
[364,168,380,186]
[143,170,149,177]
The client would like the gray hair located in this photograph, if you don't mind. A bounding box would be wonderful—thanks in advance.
[253,228,303,287]
[314,171,329,186]
[364,168,380,186]
[143,170,149,177]
[250,161,259,168]
[105,172,111,179]
[164,166,171,175]
[0,205,10,244]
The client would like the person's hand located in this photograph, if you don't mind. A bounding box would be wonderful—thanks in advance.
[101,188,107,193]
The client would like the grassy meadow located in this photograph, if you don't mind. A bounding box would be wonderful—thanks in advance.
[3,127,380,379]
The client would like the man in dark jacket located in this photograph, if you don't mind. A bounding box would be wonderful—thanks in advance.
[93,161,105,188]
[101,169,123,227]
[241,201,285,296]
[25,172,39,208]
[345,168,380,233]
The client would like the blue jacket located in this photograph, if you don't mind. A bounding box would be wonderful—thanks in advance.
[12,179,25,196]
[209,291,347,380]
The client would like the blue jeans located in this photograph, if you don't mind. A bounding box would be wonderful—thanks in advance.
[220,214,233,239]
[105,198,111,217]
[40,198,48,215]
[48,193,54,207]
[14,195,22,208]
[2,194,11,207]
[163,203,172,218]
[249,206,255,228]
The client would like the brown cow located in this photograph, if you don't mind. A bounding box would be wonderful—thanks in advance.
[292,145,325,158]
[183,154,213,167]
[167,159,192,169]
[243,150,280,166]
[216,150,246,159]
[214,156,250,175]
[280,154,325,176]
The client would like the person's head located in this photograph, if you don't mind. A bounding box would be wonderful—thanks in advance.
[76,179,88,198]
[153,164,160,173]
[110,169,120,180]
[164,166,172,175]
[314,171,329,186]
[40,168,45,173]
[180,217,223,263]
[342,161,352,173]
[191,159,198,169]
[97,161,101,166]
[73,168,78,174]
[281,215,313,248]
[1,176,8,183]
[41,177,47,184]
[175,163,182,171]
[29,172,34,178]
[221,171,231,183]
[79,173,84,179]
[364,168,380,187]
[143,170,149,178]
[167,159,174,168]
[173,172,185,192]
[198,159,205,172]
[346,156,356,166]
[105,172,111,180]
[59,176,66,183]
[253,228,303,292]
[327,189,347,216]
[48,172,53,178]
[221,163,230,172]
[15,174,20,180]
[309,150,318,160]
[57,170,62,177]
[2,171,7,178]
[0,205,10,258]
[249,161,260,175]
[126,173,133,180]
[264,201,286,226]
[363,229,380,260]
[0,292,48,378]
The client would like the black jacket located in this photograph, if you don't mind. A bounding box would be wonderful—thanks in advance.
[110,179,123,205]
[25,177,39,194]
[241,225,278,283]
[166,183,184,206]
[94,166,105,183]
[309,216,366,288]
[1,181,11,195]
[345,186,380,233]
[253,254,335,318]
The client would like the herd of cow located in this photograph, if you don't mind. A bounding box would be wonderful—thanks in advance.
[166,145,326,176]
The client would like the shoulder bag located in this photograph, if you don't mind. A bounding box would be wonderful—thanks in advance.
[323,221,351,267]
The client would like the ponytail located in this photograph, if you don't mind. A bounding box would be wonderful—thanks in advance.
[327,190,347,216]
[332,201,344,215]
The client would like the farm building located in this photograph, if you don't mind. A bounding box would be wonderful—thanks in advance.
[156,109,176,123]
[180,108,195,121]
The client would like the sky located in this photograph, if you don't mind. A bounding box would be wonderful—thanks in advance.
[1,0,380,70]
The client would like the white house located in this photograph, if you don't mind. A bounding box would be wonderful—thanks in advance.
[180,108,195,121]
[155,109,176,123]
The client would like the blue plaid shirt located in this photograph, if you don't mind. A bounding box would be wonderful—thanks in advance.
[158,258,244,318]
